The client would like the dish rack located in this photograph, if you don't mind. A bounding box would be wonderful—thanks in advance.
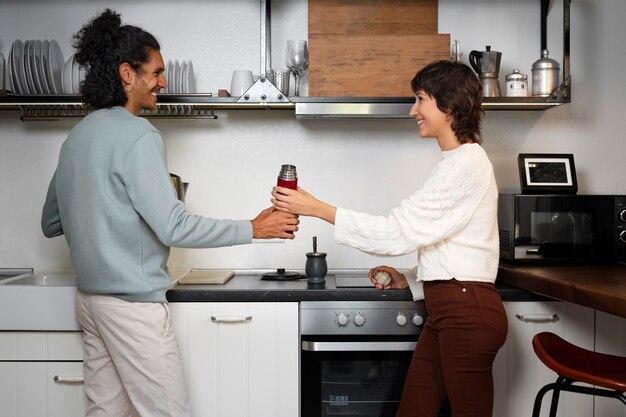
[0,92,296,121]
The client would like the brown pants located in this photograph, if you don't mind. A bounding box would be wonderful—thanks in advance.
[396,280,508,417]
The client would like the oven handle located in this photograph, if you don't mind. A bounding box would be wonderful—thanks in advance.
[302,341,417,352]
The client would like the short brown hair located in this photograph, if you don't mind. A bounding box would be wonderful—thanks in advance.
[411,60,484,144]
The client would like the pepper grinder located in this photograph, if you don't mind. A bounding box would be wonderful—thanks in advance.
[305,236,327,285]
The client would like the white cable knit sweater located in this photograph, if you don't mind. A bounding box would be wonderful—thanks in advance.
[334,143,499,301]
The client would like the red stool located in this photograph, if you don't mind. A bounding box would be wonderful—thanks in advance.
[531,332,626,417]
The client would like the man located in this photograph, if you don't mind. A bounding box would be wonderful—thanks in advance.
[41,9,298,417]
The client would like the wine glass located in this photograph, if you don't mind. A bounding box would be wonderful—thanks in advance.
[285,40,309,96]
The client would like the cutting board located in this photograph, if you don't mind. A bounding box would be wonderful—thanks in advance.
[309,0,439,36]
[308,0,451,97]
[177,270,234,285]
[308,34,451,97]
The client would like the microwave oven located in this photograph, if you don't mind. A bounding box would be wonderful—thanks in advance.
[498,194,626,263]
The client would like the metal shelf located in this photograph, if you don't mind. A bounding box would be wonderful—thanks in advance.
[0,93,295,120]
[0,0,571,121]
[0,93,569,121]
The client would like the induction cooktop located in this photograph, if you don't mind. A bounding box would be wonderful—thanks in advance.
[334,274,375,288]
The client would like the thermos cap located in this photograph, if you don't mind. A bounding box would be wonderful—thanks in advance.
[278,164,297,180]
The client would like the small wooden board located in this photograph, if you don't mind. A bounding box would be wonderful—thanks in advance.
[308,0,450,97]
[177,270,234,285]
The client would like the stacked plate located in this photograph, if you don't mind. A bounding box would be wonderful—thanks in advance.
[61,54,86,94]
[7,39,67,94]
[163,59,195,94]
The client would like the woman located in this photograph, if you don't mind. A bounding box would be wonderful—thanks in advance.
[272,60,507,417]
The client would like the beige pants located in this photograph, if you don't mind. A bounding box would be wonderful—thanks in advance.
[75,291,191,417]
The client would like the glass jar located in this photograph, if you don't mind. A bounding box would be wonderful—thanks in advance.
[505,69,528,97]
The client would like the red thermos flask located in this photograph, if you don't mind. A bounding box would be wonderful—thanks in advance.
[277,164,298,190]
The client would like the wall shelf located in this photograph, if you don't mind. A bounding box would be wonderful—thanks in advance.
[0,92,569,121]
[0,0,571,121]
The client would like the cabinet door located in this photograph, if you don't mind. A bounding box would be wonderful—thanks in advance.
[170,302,299,417]
[594,311,626,417]
[0,361,86,417]
[492,301,594,417]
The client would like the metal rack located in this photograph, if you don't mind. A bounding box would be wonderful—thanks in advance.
[0,0,571,120]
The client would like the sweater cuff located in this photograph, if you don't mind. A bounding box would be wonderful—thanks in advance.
[334,207,354,246]
[236,220,254,244]
[404,267,424,301]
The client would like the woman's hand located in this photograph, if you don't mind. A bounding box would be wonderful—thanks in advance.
[368,266,409,290]
[271,186,337,224]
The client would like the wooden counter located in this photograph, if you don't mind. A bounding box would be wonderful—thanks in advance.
[497,262,626,318]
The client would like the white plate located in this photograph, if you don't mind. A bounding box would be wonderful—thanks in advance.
[71,54,80,93]
[181,60,188,93]
[38,40,52,94]
[164,60,171,93]
[47,39,65,93]
[29,40,45,94]
[11,40,27,94]
[176,60,183,94]
[31,40,47,94]
[6,50,13,92]
[23,40,38,93]
[172,59,180,94]
[187,60,195,93]
[0,52,5,90]
[61,54,73,94]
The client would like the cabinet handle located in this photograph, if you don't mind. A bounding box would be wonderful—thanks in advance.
[515,313,559,321]
[210,315,253,323]
[53,375,84,384]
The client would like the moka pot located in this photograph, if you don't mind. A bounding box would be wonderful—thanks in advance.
[469,45,502,97]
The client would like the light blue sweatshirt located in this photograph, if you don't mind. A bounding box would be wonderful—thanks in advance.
[41,107,252,302]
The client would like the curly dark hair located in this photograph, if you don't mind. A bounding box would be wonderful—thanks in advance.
[411,60,484,144]
[73,9,160,109]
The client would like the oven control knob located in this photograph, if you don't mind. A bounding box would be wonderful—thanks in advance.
[354,313,365,326]
[336,313,349,326]
[411,313,424,327]
[620,230,626,244]
[619,209,626,223]
[395,313,407,326]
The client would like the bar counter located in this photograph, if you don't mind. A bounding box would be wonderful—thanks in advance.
[497,262,626,318]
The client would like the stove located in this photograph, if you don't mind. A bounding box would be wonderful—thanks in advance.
[300,300,425,336]
[299,277,427,417]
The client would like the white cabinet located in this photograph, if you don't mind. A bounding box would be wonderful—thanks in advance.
[0,332,86,417]
[492,301,595,417]
[170,302,299,417]
[594,311,626,417]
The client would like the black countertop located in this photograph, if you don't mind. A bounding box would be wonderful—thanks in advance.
[166,272,551,303]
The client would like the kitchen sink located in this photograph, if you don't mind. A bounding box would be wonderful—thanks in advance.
[2,274,76,286]
[0,271,79,331]
[0,267,33,282]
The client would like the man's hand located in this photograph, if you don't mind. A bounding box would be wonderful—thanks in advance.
[251,207,300,239]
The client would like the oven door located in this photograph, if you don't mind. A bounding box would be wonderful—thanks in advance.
[301,337,417,417]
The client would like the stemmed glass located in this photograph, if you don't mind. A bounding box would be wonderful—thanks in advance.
[285,40,309,96]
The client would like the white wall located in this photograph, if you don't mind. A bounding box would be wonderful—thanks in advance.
[1,0,624,273]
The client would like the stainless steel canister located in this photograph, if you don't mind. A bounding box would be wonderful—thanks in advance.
[531,49,560,97]
[505,69,528,97]
[270,69,291,96]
